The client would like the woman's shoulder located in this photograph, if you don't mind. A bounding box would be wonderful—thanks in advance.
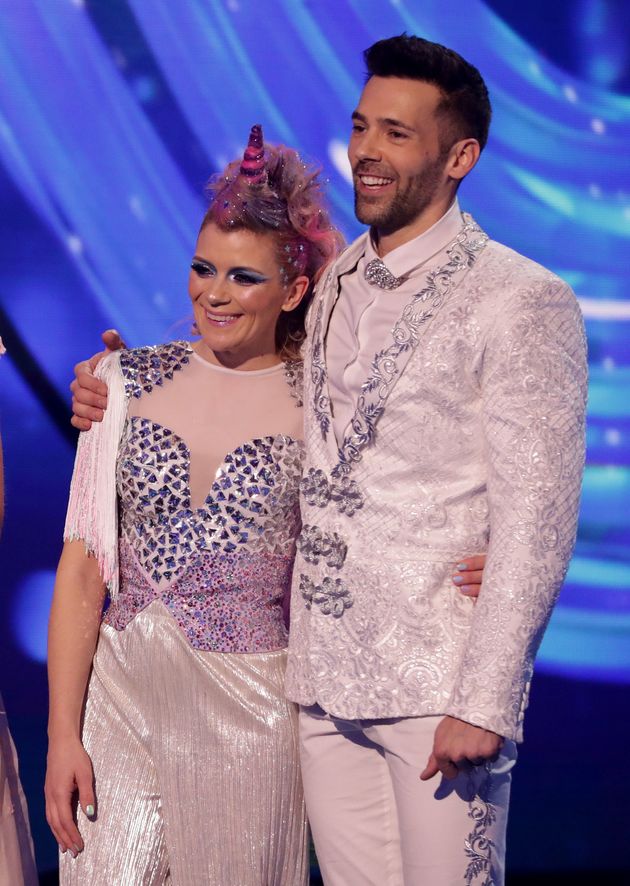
[118,340,193,400]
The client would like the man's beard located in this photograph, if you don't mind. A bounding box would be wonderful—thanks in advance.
[353,155,446,236]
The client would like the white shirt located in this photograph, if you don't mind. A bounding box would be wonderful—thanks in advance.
[326,200,463,442]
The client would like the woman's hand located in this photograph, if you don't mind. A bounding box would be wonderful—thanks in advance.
[451,553,486,598]
[45,736,96,856]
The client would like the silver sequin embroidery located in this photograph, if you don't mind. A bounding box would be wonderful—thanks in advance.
[364,257,404,290]
[296,525,347,569]
[338,216,488,471]
[309,299,332,442]
[464,768,497,885]
[300,468,331,508]
[284,360,304,408]
[300,575,353,618]
[299,468,364,516]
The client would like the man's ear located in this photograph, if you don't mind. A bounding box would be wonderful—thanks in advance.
[445,138,481,183]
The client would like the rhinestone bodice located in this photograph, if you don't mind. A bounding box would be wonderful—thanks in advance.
[103,342,304,652]
[116,421,303,584]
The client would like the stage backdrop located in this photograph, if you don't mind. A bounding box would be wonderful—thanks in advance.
[0,0,628,875]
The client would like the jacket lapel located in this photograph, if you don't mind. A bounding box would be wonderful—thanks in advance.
[337,214,488,470]
[307,235,368,452]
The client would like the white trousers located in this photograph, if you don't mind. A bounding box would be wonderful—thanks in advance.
[299,706,517,886]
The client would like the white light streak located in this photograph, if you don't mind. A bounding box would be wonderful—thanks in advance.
[579,297,630,320]
[328,139,352,184]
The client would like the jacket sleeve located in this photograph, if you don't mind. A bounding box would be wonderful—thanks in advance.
[63,351,127,597]
[446,277,588,741]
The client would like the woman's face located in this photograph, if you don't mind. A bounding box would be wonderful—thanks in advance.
[189,223,308,370]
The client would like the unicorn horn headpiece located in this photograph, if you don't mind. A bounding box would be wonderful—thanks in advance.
[239,124,266,184]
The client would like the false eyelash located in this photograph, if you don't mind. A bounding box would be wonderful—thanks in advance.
[191,260,214,277]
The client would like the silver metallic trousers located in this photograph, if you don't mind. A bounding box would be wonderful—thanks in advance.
[60,602,308,885]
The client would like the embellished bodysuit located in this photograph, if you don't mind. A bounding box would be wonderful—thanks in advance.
[105,341,304,651]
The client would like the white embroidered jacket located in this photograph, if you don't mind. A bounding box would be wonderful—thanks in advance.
[284,215,588,741]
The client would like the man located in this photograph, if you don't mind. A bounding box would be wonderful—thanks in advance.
[72,35,586,886]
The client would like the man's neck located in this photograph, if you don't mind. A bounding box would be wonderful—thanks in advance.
[373,194,457,258]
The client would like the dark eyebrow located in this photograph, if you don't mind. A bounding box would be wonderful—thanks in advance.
[380,117,416,132]
[351,110,416,133]
[191,255,214,264]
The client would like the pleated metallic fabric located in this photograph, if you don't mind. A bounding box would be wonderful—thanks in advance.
[0,696,38,886]
[60,603,308,885]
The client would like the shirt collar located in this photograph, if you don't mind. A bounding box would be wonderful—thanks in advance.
[365,199,463,279]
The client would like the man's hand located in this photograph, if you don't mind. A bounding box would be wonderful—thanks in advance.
[451,554,486,597]
[70,330,125,431]
[420,716,503,781]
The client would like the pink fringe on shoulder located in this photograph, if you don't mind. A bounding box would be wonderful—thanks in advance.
[63,352,127,598]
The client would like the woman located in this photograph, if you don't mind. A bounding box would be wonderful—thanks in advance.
[47,127,486,884]
[0,337,38,886]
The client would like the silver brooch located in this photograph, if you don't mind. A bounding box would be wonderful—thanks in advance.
[364,258,403,290]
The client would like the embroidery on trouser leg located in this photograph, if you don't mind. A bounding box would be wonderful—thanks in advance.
[464,766,497,885]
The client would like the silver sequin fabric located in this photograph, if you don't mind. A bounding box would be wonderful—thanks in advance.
[286,226,587,742]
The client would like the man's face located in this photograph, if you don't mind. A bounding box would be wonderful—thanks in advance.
[348,76,450,236]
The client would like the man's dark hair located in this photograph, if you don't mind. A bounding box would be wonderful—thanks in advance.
[364,34,492,151]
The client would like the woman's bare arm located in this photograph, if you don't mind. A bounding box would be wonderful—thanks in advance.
[45,540,107,856]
